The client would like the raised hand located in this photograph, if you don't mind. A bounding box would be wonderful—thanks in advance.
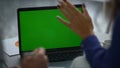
[57,0,94,40]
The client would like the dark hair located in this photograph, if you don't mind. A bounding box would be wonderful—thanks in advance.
[113,0,120,17]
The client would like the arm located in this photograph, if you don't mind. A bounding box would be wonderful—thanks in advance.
[82,35,106,68]
[101,13,120,68]
[82,12,120,68]
[57,0,120,68]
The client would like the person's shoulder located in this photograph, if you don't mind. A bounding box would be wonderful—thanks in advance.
[114,11,120,33]
[115,10,120,20]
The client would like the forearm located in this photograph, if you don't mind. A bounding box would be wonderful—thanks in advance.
[82,35,106,68]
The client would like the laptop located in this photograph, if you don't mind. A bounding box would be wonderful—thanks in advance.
[17,4,83,62]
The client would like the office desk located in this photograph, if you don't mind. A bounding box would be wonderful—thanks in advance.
[3,32,111,68]
[3,52,72,68]
[4,52,91,68]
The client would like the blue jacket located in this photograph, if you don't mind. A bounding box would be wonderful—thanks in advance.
[82,12,120,68]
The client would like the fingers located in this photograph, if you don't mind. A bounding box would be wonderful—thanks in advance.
[33,48,46,55]
[58,1,74,21]
[57,0,82,29]
[22,56,32,63]
[58,5,71,20]
[58,0,77,16]
[58,0,83,23]
[22,48,48,68]
[23,48,47,63]
[57,16,70,27]
[61,0,80,14]
[34,48,48,61]
[35,51,48,63]
[22,56,32,68]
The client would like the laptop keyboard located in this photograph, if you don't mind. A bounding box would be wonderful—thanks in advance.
[46,49,83,62]
[22,47,83,62]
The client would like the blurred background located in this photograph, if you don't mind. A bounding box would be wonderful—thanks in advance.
[0,0,112,40]
[0,0,112,67]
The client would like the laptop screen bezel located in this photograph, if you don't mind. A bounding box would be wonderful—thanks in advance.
[17,4,83,56]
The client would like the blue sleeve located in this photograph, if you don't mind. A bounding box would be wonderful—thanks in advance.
[82,35,106,68]
[82,12,120,68]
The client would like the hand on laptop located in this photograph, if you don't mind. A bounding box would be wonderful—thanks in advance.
[22,48,48,68]
[57,0,94,40]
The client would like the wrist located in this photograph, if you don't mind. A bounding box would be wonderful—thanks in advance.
[81,32,94,40]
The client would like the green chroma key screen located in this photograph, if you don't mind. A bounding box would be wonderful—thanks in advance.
[18,5,83,52]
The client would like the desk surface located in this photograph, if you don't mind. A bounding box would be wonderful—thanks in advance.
[3,52,72,68]
[3,33,111,68]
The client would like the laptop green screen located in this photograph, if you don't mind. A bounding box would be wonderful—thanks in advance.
[19,6,83,52]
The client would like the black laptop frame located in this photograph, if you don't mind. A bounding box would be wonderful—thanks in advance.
[17,4,83,58]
